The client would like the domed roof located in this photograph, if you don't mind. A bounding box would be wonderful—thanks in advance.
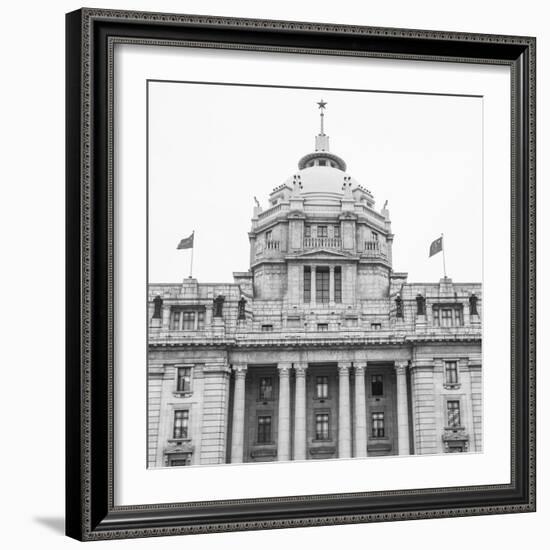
[266,101,376,211]
[284,166,358,199]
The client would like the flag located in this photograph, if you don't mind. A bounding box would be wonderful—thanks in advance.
[177,232,194,250]
[429,236,443,257]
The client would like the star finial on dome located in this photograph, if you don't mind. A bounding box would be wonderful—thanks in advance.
[317,99,327,134]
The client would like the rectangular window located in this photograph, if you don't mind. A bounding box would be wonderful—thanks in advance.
[333,225,340,238]
[334,266,342,303]
[173,410,189,439]
[316,376,328,399]
[261,324,273,332]
[454,308,464,325]
[445,361,458,385]
[371,374,383,396]
[317,225,328,238]
[304,266,311,302]
[257,416,272,443]
[371,231,378,241]
[305,225,311,238]
[345,317,358,328]
[171,309,204,330]
[287,318,301,328]
[317,323,329,332]
[372,412,385,438]
[318,160,327,166]
[316,266,330,303]
[371,323,382,330]
[433,305,464,327]
[259,377,273,400]
[447,400,461,427]
[176,367,192,392]
[315,413,330,440]
[441,309,453,327]
[182,311,195,330]
[170,310,181,330]
[265,230,272,241]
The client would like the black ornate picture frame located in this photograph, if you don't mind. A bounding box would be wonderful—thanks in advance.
[66,8,536,541]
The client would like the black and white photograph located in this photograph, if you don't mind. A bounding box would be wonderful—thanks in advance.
[59,5,536,542]
[0,0,542,547]
[147,82,483,468]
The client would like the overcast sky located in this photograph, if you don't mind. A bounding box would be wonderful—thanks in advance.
[148,81,482,284]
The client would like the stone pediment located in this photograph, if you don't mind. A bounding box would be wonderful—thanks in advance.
[165,441,194,454]
[294,249,351,259]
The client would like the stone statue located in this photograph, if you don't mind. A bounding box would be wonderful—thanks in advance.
[381,199,390,219]
[469,294,478,316]
[152,295,163,319]
[238,297,246,320]
[213,295,225,318]
[416,294,426,316]
[395,295,403,318]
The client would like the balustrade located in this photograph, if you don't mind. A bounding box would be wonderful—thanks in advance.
[303,237,342,249]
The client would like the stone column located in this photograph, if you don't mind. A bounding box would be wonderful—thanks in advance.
[230,364,247,463]
[161,305,171,330]
[338,362,352,458]
[277,363,292,461]
[395,360,410,455]
[311,266,316,305]
[293,362,308,460]
[353,362,368,457]
[329,265,335,306]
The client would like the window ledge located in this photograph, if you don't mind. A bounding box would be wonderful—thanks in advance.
[443,384,461,390]
[167,438,192,444]
[173,391,193,398]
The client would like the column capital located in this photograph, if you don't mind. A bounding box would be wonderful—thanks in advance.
[338,361,352,375]
[329,264,335,272]
[294,362,308,377]
[278,363,292,376]
[354,361,367,373]
[394,360,409,374]
[233,363,248,377]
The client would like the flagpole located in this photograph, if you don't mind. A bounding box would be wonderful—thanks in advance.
[441,233,447,279]
[189,231,194,278]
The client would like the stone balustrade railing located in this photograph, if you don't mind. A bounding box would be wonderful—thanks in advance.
[303,237,342,249]
[363,240,388,258]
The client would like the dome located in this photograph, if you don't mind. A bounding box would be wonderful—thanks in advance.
[269,100,373,206]
[284,166,358,200]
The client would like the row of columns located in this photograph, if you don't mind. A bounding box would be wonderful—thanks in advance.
[230,360,410,463]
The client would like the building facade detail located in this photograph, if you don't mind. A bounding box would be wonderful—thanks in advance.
[148,106,482,467]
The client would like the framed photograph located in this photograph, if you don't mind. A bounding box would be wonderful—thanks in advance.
[66,8,536,541]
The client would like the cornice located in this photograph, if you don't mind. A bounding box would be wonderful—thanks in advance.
[149,333,481,350]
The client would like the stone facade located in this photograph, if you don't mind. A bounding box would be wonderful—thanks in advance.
[147,116,482,468]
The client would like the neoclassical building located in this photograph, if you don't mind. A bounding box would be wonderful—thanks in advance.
[148,105,482,468]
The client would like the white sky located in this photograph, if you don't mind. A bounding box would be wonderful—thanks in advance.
[148,81,482,284]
